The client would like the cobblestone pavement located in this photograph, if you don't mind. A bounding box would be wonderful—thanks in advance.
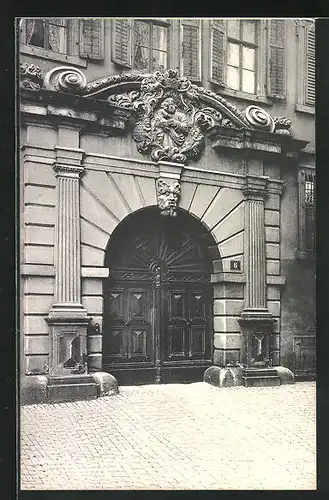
[20,381,316,490]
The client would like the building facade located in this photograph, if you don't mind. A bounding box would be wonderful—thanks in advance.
[19,18,316,404]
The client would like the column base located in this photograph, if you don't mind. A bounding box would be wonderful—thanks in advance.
[20,372,119,405]
[204,366,243,387]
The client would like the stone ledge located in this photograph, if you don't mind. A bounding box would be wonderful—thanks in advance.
[81,267,109,278]
[211,273,246,283]
[266,275,286,285]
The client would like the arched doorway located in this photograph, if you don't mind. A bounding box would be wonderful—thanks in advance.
[103,207,220,385]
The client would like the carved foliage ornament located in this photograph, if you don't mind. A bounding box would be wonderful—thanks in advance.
[20,63,43,91]
[156,178,181,217]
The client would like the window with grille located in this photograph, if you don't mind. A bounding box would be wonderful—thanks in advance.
[299,169,316,255]
[23,18,68,54]
[226,20,258,94]
[111,19,169,72]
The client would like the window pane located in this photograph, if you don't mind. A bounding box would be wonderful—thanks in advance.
[134,45,149,71]
[27,19,45,48]
[135,20,149,47]
[134,21,150,71]
[242,20,256,43]
[227,65,240,90]
[227,19,240,39]
[152,24,167,51]
[242,69,255,93]
[152,50,167,71]
[48,22,67,53]
[242,46,255,70]
[227,42,239,67]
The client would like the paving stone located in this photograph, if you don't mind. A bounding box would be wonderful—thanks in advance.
[20,381,316,490]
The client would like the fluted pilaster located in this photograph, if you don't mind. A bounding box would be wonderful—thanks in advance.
[242,175,270,316]
[48,147,87,319]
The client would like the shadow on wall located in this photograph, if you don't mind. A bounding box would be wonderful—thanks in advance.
[280,258,316,373]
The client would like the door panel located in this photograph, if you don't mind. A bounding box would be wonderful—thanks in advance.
[104,285,153,364]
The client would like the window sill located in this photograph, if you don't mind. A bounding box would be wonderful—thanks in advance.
[295,103,315,115]
[214,86,272,107]
[20,44,87,68]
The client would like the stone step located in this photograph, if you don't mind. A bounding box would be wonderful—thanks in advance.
[47,382,98,404]
[48,375,95,386]
[242,375,280,388]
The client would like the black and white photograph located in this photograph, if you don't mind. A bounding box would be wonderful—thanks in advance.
[18,17,316,491]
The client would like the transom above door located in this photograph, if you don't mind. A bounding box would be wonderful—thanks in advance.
[103,208,218,385]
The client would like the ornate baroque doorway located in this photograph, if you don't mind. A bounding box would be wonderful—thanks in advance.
[103,208,219,384]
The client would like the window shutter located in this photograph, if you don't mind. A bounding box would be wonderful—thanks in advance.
[210,20,226,86]
[79,19,104,60]
[181,19,201,81]
[111,19,132,68]
[305,23,315,106]
[267,19,285,98]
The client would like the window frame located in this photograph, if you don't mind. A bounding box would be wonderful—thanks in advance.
[132,18,170,73]
[226,20,258,95]
[20,18,87,68]
[298,167,316,259]
[296,19,315,115]
[210,19,270,105]
[22,18,69,54]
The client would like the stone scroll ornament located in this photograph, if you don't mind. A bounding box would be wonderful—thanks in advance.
[156,178,181,217]
[36,66,293,159]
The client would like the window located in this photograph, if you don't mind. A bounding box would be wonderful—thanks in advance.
[298,169,316,256]
[23,18,68,54]
[296,20,315,111]
[210,19,286,101]
[111,19,169,72]
[226,20,257,94]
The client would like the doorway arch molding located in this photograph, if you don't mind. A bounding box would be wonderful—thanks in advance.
[80,171,245,272]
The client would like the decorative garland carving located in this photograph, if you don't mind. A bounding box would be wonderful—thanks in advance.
[43,66,87,93]
[156,178,181,217]
[20,63,43,91]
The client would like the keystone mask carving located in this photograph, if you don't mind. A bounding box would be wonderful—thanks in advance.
[156,178,181,217]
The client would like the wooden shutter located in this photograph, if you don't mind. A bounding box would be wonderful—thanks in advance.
[111,19,132,68]
[267,19,285,98]
[210,20,226,86]
[79,19,104,60]
[305,23,315,106]
[181,19,201,81]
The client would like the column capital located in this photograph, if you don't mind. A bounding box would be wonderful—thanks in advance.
[243,174,269,200]
[53,146,85,177]
[53,163,85,178]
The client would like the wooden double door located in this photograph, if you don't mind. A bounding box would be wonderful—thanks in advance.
[102,209,214,384]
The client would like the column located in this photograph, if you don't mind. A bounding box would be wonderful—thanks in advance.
[243,176,269,315]
[239,175,275,368]
[47,146,90,376]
